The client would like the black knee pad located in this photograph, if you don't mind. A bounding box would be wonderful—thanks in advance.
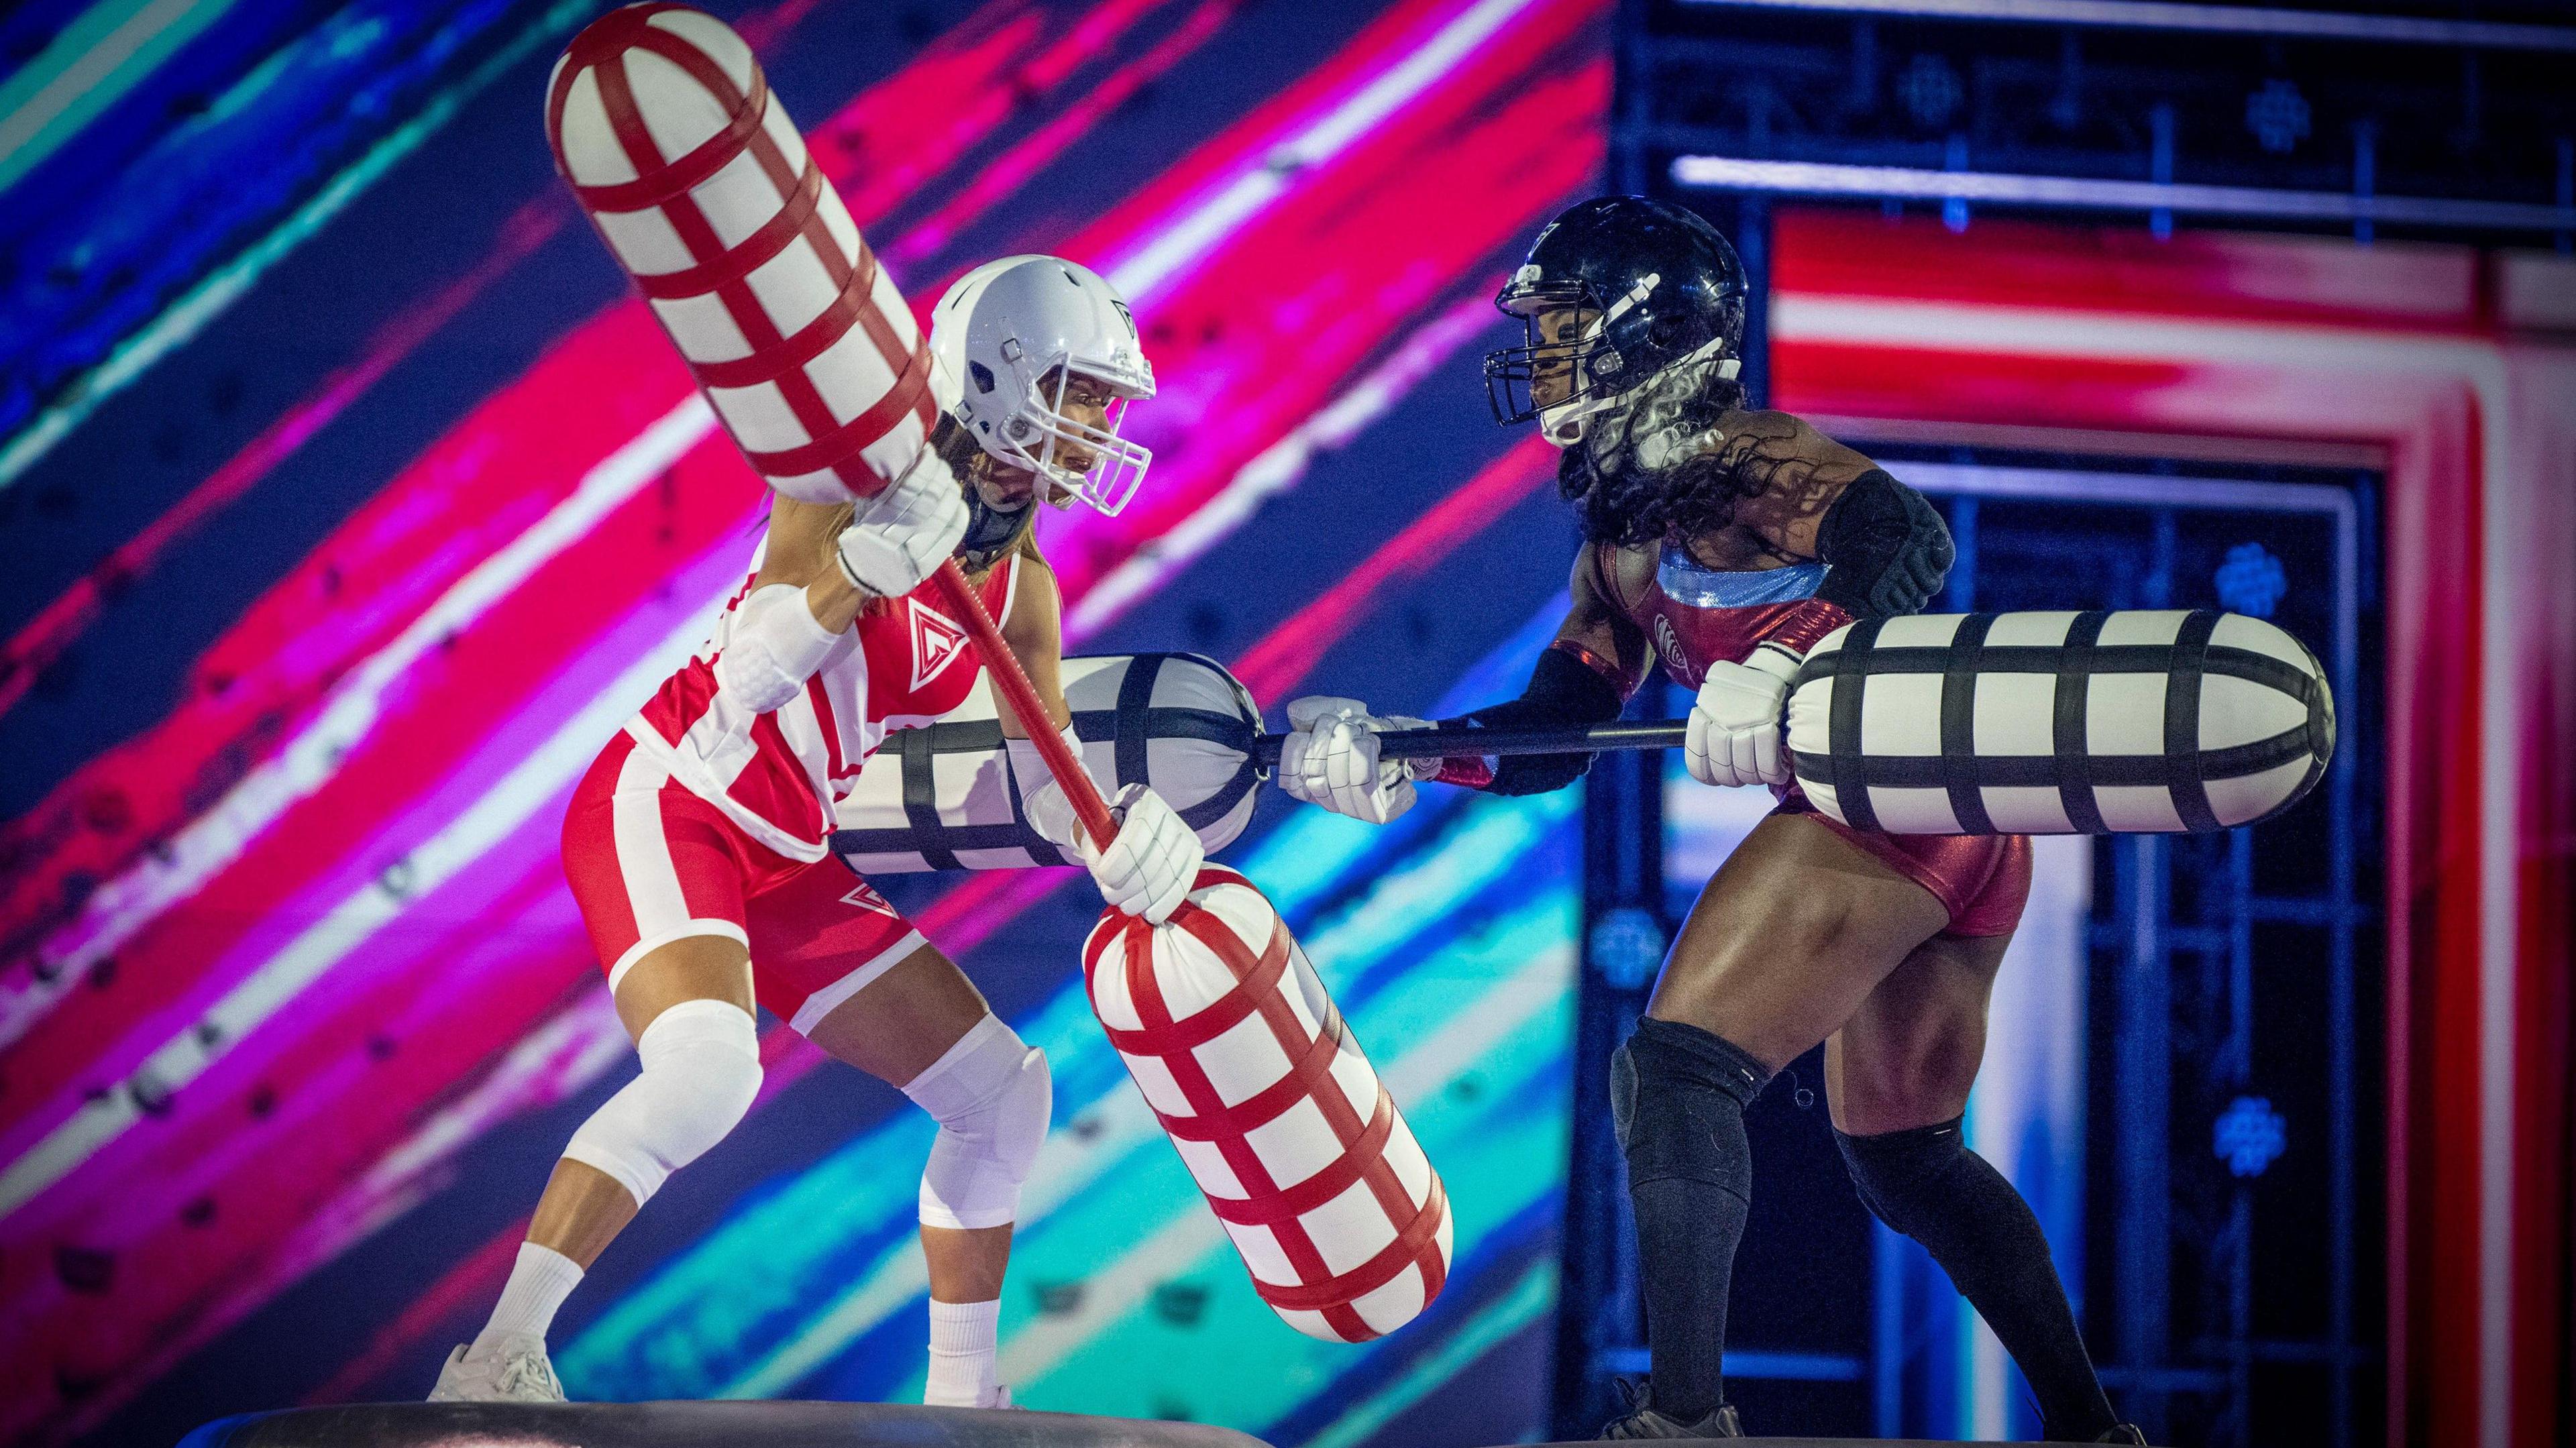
[1610,1017,1771,1192]
[1835,1117,1968,1235]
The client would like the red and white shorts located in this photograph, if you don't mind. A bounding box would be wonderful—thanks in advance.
[561,732,926,1034]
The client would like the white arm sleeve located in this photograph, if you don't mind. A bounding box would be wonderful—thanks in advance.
[1008,726,1091,848]
[712,583,841,715]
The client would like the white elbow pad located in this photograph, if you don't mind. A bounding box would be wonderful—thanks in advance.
[714,583,840,714]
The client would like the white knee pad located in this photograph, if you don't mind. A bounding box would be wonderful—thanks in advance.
[563,998,761,1209]
[904,1014,1050,1231]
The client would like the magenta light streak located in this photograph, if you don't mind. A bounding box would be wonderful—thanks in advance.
[883,0,1239,272]
[1063,285,1504,643]
[0,521,756,1231]
[1085,0,1523,300]
[52,972,618,1438]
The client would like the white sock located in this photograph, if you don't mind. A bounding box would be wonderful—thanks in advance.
[472,1243,584,1357]
[923,1297,1002,1406]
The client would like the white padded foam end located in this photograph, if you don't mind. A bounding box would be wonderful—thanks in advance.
[647,7,757,96]
[624,46,732,164]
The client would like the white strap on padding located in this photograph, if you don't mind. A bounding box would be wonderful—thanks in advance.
[904,1014,1051,1230]
[713,583,840,714]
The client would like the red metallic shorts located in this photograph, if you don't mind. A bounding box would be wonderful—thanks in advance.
[1782,801,2033,938]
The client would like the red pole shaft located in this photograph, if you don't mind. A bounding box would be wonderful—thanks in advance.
[928,559,1119,852]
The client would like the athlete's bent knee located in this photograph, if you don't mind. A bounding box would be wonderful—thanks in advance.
[563,998,763,1209]
[906,1015,1050,1230]
[1835,1117,1968,1237]
[1613,1017,1771,1194]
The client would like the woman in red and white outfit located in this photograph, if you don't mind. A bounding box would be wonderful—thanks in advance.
[432,256,1197,1408]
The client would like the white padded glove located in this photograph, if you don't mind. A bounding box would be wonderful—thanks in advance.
[834,454,969,598]
[1276,697,1434,825]
[1077,784,1205,924]
[1684,642,1801,788]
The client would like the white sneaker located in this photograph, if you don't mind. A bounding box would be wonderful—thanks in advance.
[429,1331,567,1403]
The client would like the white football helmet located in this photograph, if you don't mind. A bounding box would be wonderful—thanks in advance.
[931,255,1156,515]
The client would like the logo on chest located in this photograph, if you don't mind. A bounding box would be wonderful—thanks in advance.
[908,600,969,692]
[1652,613,1703,689]
[839,879,900,915]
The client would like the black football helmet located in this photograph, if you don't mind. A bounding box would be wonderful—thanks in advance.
[1483,197,1748,445]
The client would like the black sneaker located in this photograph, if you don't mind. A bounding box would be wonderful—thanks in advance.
[2093,1428,2149,1445]
[1597,1379,1745,1439]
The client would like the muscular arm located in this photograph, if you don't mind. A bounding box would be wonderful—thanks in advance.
[755,494,870,633]
[1712,410,1953,627]
[994,552,1073,739]
[1435,547,1647,796]
[1554,543,1656,692]
[708,495,871,716]
[1707,410,1883,559]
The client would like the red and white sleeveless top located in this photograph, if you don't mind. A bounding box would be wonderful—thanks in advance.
[626,545,1020,862]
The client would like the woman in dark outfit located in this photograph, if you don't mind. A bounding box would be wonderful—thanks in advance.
[1277,198,2143,1443]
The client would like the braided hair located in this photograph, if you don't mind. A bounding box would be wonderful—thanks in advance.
[1555,351,1753,548]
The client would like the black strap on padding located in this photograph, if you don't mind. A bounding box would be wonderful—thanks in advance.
[1179,761,1258,831]
[838,821,1067,856]
[1792,730,2317,793]
[861,704,1254,760]
[898,723,964,871]
[1792,641,2314,698]
[1939,613,1996,834]
[1000,729,1073,869]
[1829,616,1887,832]
[2165,610,2223,832]
[2054,611,2110,834]
[2296,634,2337,805]
[835,706,1257,848]
[1788,608,2330,830]
[830,654,1263,865]
[1112,653,1165,793]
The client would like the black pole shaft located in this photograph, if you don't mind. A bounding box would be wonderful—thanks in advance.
[1249,720,1687,769]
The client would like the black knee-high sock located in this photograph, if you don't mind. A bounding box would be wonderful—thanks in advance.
[1613,1017,1771,1424]
[1837,1120,2119,1442]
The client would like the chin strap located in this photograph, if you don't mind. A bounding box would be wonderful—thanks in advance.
[954,489,1032,572]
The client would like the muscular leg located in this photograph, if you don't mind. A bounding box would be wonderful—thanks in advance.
[446,936,760,1396]
[1651,814,1951,1064]
[1617,812,1949,1425]
[1828,932,2119,1442]
[528,934,759,1264]
[806,942,1046,1407]
[803,942,1022,1303]
[1822,929,1998,1136]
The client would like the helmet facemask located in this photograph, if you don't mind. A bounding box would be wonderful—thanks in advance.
[1485,271,1736,449]
[985,348,1153,516]
[935,255,1159,518]
[1485,277,1611,439]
